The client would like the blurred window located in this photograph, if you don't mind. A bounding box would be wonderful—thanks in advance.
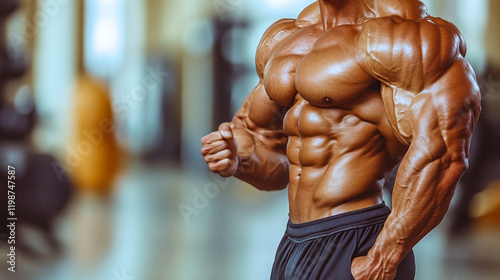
[84,0,126,79]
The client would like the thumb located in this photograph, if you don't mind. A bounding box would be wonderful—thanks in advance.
[219,124,238,158]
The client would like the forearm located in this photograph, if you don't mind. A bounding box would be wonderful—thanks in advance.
[232,126,289,191]
[217,78,289,190]
[368,152,467,268]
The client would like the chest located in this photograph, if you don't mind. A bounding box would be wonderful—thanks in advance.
[263,25,376,108]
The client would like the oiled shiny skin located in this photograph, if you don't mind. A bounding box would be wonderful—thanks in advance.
[201,1,480,277]
[280,22,407,222]
[285,91,403,221]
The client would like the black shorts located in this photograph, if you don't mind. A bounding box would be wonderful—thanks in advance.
[270,204,415,280]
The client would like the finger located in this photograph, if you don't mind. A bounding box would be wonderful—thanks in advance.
[218,124,238,158]
[208,158,231,173]
[218,124,233,139]
[204,149,232,162]
[201,140,229,156]
[201,131,223,145]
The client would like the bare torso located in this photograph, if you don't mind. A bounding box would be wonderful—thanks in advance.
[202,1,480,275]
[263,9,408,223]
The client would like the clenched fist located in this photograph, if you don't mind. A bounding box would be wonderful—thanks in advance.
[201,123,239,177]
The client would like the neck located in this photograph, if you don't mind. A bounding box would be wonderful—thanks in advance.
[319,0,376,30]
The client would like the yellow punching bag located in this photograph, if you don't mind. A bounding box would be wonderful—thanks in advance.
[71,74,120,195]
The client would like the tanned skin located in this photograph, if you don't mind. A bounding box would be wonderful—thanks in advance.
[201,0,481,279]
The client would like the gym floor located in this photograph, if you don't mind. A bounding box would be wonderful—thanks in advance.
[2,160,499,280]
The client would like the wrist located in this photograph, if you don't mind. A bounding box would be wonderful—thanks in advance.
[368,242,404,271]
[233,155,242,177]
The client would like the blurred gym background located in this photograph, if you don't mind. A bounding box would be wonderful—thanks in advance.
[0,0,499,279]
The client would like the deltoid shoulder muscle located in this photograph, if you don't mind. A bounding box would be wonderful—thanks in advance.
[357,16,473,145]
[255,19,299,79]
[358,16,467,92]
[255,0,320,71]
[256,3,321,107]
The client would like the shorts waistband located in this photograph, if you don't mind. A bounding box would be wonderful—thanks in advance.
[286,203,390,241]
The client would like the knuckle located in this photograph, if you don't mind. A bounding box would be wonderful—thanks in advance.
[222,149,231,158]
[203,155,211,162]
[216,159,229,170]
[207,151,222,161]
[201,145,212,154]
[220,158,230,166]
[210,142,224,152]
[205,155,215,162]
[219,141,229,150]
[211,131,222,137]
[203,132,219,143]
[208,163,217,171]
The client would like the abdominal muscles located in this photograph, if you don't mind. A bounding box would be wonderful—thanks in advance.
[284,97,393,222]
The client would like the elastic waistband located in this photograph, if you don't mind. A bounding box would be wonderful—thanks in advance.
[287,203,390,242]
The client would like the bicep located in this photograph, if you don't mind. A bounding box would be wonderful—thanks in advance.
[230,18,301,150]
[231,80,288,156]
[234,18,297,133]
[234,81,286,131]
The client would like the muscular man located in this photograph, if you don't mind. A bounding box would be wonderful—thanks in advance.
[201,1,481,279]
